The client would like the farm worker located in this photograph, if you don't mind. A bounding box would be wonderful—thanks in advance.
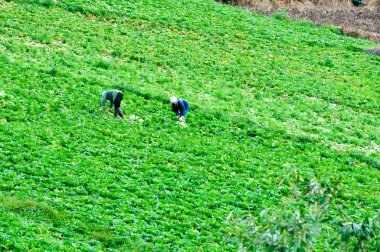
[100,90,124,119]
[170,96,189,120]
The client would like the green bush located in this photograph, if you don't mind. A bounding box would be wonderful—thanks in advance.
[226,171,380,251]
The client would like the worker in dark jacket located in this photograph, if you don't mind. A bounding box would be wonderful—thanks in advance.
[170,97,189,120]
[100,90,124,118]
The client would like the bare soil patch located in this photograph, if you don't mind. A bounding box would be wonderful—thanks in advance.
[286,7,379,43]
[222,0,380,44]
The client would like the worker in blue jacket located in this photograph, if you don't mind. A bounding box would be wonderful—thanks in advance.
[170,97,189,120]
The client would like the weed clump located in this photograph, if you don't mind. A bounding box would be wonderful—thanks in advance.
[1,197,61,221]
[91,229,113,242]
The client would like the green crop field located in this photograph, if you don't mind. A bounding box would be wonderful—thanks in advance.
[0,0,379,251]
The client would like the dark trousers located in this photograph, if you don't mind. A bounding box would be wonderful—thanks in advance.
[114,92,124,118]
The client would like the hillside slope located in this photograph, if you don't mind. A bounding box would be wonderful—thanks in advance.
[0,0,379,250]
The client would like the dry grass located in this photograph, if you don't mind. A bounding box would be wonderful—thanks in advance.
[221,0,380,43]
